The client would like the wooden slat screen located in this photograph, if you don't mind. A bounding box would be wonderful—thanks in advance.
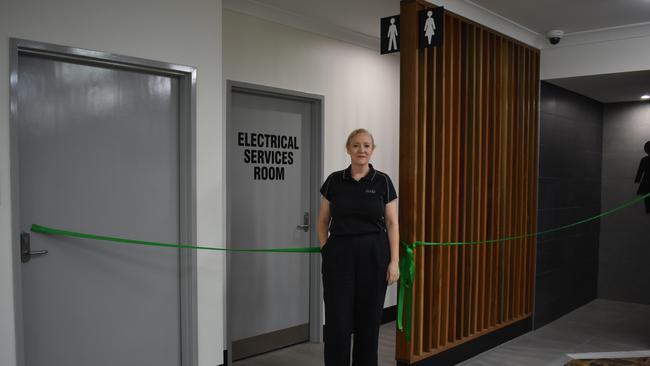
[396,1,540,363]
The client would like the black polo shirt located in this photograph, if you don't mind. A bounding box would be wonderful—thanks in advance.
[320,164,397,236]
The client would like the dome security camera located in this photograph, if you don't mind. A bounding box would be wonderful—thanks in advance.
[546,30,564,45]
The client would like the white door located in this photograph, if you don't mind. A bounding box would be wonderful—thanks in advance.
[228,87,316,360]
[15,43,193,366]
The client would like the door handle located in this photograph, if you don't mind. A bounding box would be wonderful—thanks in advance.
[296,212,310,232]
[21,232,48,263]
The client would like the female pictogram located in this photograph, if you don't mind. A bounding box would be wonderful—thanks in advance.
[634,141,650,213]
[424,10,436,45]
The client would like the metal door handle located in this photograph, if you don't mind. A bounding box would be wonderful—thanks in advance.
[21,232,48,263]
[27,250,48,256]
[296,212,310,232]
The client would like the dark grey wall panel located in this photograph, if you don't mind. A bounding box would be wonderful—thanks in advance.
[535,81,603,328]
[599,102,650,304]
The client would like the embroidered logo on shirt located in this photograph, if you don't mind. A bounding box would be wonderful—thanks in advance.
[365,189,376,194]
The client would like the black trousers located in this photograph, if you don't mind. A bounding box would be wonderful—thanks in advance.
[321,232,390,366]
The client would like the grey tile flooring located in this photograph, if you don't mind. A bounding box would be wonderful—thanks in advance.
[232,299,649,366]
[232,322,396,366]
[460,299,650,366]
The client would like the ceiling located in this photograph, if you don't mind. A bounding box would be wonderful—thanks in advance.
[469,0,650,34]
[243,0,650,39]
[232,0,650,103]
[546,71,650,103]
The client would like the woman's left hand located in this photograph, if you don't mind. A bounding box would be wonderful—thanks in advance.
[386,260,400,285]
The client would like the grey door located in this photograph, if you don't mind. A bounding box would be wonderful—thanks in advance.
[16,50,186,366]
[229,89,313,360]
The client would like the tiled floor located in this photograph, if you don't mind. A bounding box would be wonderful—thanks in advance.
[233,299,650,366]
[460,299,650,366]
[231,323,396,366]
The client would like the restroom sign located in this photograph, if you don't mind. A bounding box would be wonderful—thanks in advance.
[380,15,400,54]
[419,7,444,48]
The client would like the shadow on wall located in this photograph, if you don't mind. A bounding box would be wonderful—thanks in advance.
[635,141,650,213]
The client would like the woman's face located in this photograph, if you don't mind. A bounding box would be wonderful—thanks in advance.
[346,133,374,166]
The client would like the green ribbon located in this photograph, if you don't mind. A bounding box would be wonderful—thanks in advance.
[395,192,650,341]
[31,192,650,343]
[30,224,321,253]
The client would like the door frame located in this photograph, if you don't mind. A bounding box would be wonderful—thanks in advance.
[9,38,198,366]
[225,80,324,364]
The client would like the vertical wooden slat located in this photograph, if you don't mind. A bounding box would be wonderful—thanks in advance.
[396,0,419,360]
[519,45,528,318]
[432,34,445,351]
[423,43,435,353]
[517,43,524,317]
[484,28,492,330]
[520,42,526,315]
[472,25,484,335]
[439,11,453,347]
[526,51,537,315]
[515,45,521,315]
[525,48,532,310]
[456,19,466,340]
[507,38,513,323]
[499,38,508,324]
[432,16,445,348]
[507,42,519,319]
[476,24,484,336]
[521,45,532,314]
[479,29,490,331]
[487,34,499,326]
[494,35,504,327]
[448,16,461,345]
[414,36,428,355]
[467,23,476,334]
[475,25,484,332]
[513,44,522,319]
[530,47,537,314]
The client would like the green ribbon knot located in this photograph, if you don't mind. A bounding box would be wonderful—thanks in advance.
[397,240,415,341]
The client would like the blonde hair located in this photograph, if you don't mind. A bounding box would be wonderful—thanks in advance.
[346,128,376,148]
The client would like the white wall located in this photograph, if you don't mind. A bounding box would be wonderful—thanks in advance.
[223,10,401,308]
[224,0,544,52]
[541,25,650,80]
[0,1,225,365]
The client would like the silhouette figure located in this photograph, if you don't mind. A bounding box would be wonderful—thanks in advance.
[634,141,650,213]
[424,10,436,45]
[388,18,398,51]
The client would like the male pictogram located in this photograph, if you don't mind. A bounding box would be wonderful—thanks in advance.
[388,17,398,51]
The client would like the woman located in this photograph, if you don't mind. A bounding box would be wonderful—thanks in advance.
[318,128,400,366]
